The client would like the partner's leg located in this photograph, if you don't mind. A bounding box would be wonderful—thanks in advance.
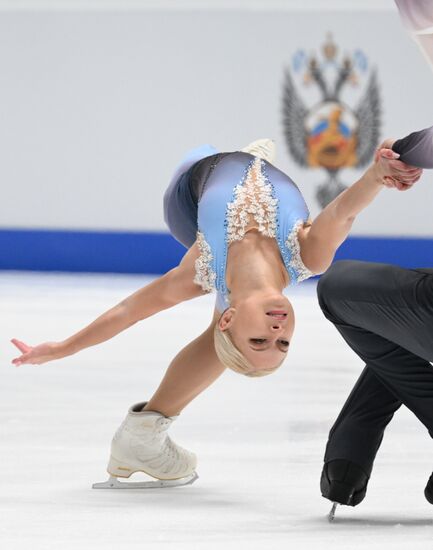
[318,260,433,362]
[330,322,433,435]
[144,324,226,417]
[320,367,401,506]
[321,310,433,508]
[318,260,433,441]
[317,260,433,505]
[324,366,401,476]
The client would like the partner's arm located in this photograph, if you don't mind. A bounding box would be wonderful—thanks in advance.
[299,147,423,274]
[11,241,205,365]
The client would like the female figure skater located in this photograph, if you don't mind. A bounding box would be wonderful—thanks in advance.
[10,136,423,487]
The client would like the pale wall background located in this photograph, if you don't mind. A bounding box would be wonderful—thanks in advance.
[1,0,432,272]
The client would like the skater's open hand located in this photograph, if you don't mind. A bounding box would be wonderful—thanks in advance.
[373,143,423,191]
[10,338,63,367]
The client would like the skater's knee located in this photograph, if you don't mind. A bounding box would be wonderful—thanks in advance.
[317,261,352,307]
[317,260,371,321]
[317,260,373,300]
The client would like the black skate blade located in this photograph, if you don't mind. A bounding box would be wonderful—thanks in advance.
[328,502,338,522]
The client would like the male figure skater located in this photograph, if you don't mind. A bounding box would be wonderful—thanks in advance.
[318,129,433,514]
[319,0,433,513]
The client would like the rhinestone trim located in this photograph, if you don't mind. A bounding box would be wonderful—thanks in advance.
[285,220,314,283]
[193,230,216,293]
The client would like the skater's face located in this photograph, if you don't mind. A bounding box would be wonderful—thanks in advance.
[218,293,295,371]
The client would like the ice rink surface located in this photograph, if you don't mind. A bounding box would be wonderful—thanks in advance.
[1,271,433,550]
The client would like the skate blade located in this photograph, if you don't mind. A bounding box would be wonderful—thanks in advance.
[328,502,338,522]
[92,471,199,489]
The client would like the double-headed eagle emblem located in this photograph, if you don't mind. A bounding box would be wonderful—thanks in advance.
[282,33,381,207]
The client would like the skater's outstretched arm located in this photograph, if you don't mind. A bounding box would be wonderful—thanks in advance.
[299,146,423,275]
[144,309,226,417]
[11,241,206,366]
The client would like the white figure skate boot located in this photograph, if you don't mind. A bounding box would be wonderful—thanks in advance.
[241,138,276,163]
[93,401,198,489]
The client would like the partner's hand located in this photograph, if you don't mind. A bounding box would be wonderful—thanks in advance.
[372,147,423,191]
[11,338,64,366]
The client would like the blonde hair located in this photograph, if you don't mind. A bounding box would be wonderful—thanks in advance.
[213,322,285,378]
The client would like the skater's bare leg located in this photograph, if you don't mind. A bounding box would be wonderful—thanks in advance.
[144,319,225,417]
[94,321,224,487]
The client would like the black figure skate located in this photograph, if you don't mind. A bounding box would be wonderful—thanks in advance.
[320,459,369,521]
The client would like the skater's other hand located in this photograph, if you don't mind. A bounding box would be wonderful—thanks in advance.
[372,147,423,191]
[10,339,63,366]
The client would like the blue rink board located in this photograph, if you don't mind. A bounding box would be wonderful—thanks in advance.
[0,228,432,274]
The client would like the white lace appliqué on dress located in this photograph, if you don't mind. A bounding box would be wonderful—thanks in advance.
[193,157,313,292]
[193,230,216,292]
[226,157,278,244]
[285,220,314,283]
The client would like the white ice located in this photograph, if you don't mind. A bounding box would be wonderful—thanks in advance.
[1,271,432,550]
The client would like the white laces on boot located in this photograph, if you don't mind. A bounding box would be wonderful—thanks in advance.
[151,418,182,462]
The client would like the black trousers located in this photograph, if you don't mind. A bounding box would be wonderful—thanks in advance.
[317,260,433,476]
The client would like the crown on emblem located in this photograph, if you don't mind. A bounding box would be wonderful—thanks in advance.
[322,32,337,61]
